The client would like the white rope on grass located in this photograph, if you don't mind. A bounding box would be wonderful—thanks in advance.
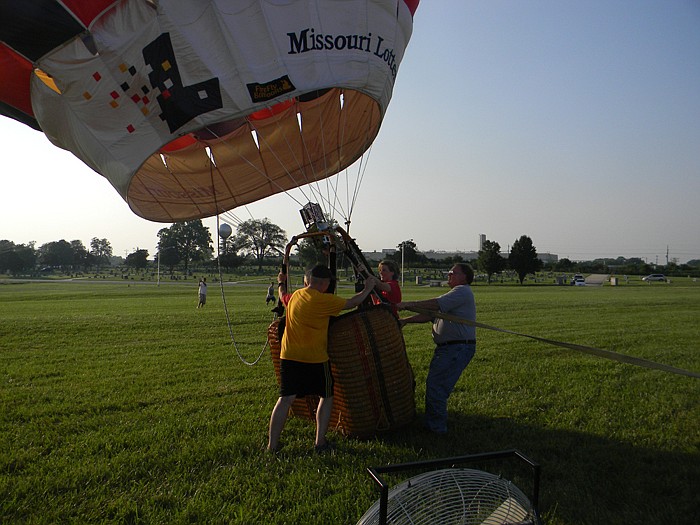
[406,306,700,379]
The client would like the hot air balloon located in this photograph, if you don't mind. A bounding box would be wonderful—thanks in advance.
[2,0,420,439]
[0,0,418,222]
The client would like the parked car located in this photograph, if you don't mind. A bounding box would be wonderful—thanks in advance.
[571,274,586,286]
[642,274,666,282]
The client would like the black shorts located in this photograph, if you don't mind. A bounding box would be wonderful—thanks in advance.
[279,359,334,398]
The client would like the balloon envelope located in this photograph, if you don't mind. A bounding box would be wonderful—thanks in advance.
[0,0,418,222]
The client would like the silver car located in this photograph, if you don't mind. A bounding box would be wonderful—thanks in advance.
[571,274,586,286]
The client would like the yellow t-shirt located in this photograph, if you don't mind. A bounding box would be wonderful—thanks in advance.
[281,287,347,363]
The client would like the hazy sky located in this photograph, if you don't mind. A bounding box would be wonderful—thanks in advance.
[2,1,699,264]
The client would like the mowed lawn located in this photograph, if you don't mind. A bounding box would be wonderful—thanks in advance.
[1,278,698,524]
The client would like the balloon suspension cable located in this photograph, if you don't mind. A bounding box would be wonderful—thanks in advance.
[197,87,380,356]
[338,224,387,304]
[215,215,269,366]
[347,142,373,220]
[198,87,376,232]
[200,122,308,209]
[207,155,269,366]
[302,92,377,228]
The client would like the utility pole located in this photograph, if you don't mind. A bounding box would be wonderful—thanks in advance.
[400,239,413,288]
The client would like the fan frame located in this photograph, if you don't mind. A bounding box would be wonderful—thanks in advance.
[365,449,541,525]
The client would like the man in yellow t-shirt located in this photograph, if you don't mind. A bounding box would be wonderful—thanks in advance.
[267,264,377,453]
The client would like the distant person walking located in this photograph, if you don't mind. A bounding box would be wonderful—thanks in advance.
[197,277,207,308]
[265,282,275,305]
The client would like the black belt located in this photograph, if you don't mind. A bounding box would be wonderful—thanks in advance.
[436,339,476,347]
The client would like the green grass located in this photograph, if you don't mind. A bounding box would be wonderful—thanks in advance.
[1,279,699,524]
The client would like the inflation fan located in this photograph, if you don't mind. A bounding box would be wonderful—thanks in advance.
[358,450,541,525]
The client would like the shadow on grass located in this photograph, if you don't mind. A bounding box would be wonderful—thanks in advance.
[374,413,699,525]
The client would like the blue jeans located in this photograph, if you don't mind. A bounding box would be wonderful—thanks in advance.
[424,343,475,433]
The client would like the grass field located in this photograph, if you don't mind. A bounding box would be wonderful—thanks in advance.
[1,278,698,524]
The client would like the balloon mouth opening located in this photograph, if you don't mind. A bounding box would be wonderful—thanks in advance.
[159,88,337,153]
[127,88,382,223]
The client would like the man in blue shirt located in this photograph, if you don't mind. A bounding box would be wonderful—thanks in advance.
[398,263,476,434]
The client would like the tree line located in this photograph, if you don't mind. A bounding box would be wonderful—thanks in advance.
[391,236,699,281]
[2,222,697,279]
[0,237,114,275]
[393,235,542,284]
[0,219,287,276]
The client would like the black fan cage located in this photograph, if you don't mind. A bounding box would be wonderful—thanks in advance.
[358,469,536,525]
[360,450,541,525]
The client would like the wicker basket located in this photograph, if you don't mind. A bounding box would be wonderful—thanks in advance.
[268,305,415,438]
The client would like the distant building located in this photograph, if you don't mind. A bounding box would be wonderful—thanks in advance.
[363,250,481,262]
[538,252,559,264]
[362,249,396,262]
[422,250,479,261]
[479,234,486,251]
[363,247,559,265]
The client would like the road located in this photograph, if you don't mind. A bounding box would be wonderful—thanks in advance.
[585,274,610,286]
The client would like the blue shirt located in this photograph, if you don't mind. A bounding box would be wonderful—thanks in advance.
[432,284,476,343]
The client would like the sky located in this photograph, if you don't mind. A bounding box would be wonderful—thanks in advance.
[2,0,699,264]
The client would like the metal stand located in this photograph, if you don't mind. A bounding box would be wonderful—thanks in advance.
[366,449,541,525]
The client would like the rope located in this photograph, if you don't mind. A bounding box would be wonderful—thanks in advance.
[191,88,379,362]
[210,160,269,366]
[191,90,372,232]
[406,307,700,379]
[215,223,269,366]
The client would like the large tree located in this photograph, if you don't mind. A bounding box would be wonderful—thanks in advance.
[70,240,89,270]
[90,237,113,268]
[295,237,327,269]
[392,239,418,268]
[477,239,504,284]
[125,249,150,270]
[0,240,36,275]
[38,240,74,270]
[233,218,286,271]
[509,235,543,284]
[555,258,576,272]
[156,241,180,273]
[294,230,351,272]
[157,220,213,274]
[217,235,247,271]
